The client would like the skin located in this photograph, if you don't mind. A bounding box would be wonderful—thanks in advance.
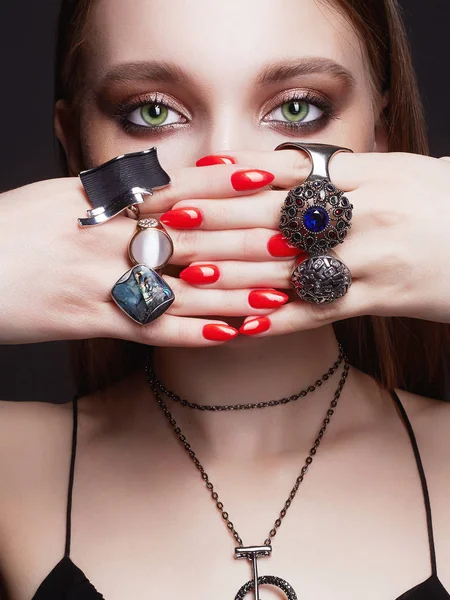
[0,0,449,599]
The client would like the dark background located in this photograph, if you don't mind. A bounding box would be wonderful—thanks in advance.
[0,1,448,402]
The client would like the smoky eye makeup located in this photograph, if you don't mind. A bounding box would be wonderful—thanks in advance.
[108,85,340,137]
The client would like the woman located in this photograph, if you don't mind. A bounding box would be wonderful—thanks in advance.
[0,0,449,598]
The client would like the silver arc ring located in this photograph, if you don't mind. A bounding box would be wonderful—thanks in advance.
[275,142,353,255]
[291,254,352,304]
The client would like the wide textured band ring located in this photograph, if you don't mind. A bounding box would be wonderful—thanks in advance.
[77,147,171,227]
[291,254,352,304]
[275,142,353,255]
[111,217,175,325]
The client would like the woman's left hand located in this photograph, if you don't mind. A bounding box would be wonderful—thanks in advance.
[160,150,450,336]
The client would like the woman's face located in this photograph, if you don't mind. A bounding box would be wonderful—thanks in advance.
[71,0,387,172]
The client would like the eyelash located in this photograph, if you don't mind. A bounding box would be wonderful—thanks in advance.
[113,90,336,135]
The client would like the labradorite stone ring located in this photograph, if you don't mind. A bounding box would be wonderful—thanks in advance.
[291,254,352,304]
[275,142,354,255]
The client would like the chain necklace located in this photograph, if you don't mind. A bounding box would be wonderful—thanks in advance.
[146,344,345,411]
[145,353,350,600]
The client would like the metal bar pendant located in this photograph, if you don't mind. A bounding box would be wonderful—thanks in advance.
[234,546,298,600]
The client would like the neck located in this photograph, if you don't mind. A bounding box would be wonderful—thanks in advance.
[152,326,340,406]
[148,325,370,459]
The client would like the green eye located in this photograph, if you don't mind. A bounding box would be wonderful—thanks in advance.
[281,100,309,123]
[140,104,169,126]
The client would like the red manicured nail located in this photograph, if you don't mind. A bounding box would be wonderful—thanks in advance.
[180,264,220,285]
[239,316,271,335]
[160,208,203,228]
[248,289,289,309]
[196,155,237,166]
[268,233,302,257]
[231,170,275,191]
[203,324,239,341]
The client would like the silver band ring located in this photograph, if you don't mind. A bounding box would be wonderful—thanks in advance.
[275,142,353,255]
[291,254,352,304]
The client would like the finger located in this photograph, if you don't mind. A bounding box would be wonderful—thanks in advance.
[178,246,366,290]
[206,148,366,191]
[180,260,294,289]
[238,281,372,337]
[166,227,303,264]
[139,164,275,214]
[161,276,288,316]
[166,188,357,231]
[205,149,422,192]
[96,300,241,347]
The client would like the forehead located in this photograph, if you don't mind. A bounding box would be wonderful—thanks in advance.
[85,0,366,87]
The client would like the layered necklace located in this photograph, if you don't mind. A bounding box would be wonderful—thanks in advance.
[145,344,350,600]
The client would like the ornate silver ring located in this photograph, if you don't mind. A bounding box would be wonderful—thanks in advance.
[291,254,352,304]
[275,142,353,255]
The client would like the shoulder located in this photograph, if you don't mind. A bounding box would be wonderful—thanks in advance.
[0,399,73,494]
[392,388,450,468]
[393,387,450,431]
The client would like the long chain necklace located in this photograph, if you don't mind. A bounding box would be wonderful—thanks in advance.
[145,351,350,600]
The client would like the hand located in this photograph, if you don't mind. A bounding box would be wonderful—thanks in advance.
[0,166,287,346]
[163,150,450,337]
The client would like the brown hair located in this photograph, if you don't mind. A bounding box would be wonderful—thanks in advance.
[54,0,449,399]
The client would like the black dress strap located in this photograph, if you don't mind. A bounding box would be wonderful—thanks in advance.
[390,389,438,576]
[64,395,79,558]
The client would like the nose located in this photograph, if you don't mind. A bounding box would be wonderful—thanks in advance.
[198,106,258,156]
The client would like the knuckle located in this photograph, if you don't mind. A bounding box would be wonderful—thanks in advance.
[304,300,337,325]
[175,230,199,263]
[290,149,311,183]
[240,228,265,258]
[369,206,402,229]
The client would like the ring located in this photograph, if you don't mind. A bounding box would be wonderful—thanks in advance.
[291,254,352,304]
[275,142,353,255]
[77,147,171,227]
[111,217,175,325]
[128,218,174,269]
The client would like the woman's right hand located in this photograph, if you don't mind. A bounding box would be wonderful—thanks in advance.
[0,165,292,347]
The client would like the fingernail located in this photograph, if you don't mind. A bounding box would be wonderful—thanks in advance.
[239,316,271,335]
[180,264,220,285]
[160,208,203,228]
[203,324,239,341]
[268,233,301,257]
[196,154,237,166]
[231,169,274,191]
[248,289,289,309]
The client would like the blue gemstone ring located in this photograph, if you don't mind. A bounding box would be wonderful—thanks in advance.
[275,142,354,255]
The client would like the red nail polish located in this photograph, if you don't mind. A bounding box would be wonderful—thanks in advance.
[160,208,203,228]
[267,233,302,257]
[239,317,271,335]
[231,170,275,191]
[248,289,289,309]
[203,324,239,341]
[196,155,237,166]
[180,264,220,285]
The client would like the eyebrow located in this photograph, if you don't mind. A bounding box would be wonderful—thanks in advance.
[256,57,357,88]
[96,57,356,91]
[98,61,187,89]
